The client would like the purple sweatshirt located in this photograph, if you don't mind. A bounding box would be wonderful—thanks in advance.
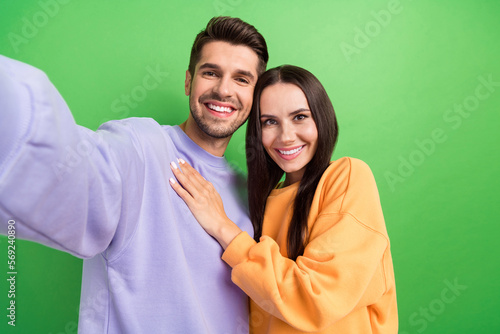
[0,55,253,333]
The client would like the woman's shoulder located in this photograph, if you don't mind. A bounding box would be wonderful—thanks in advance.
[316,157,378,206]
[313,157,384,232]
[323,157,374,182]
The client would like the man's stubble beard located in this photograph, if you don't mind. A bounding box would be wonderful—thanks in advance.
[188,95,248,139]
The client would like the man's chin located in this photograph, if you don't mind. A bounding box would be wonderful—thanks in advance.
[190,108,246,139]
[199,125,236,139]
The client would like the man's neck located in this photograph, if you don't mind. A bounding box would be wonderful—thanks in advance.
[180,120,231,157]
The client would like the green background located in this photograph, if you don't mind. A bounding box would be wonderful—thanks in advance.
[1,0,499,333]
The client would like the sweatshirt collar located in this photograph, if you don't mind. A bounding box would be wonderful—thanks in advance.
[171,125,228,168]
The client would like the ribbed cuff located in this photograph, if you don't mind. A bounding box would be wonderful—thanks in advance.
[221,231,256,268]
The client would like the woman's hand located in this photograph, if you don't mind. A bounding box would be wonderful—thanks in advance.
[169,158,242,249]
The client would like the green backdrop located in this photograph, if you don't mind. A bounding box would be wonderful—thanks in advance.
[1,0,499,333]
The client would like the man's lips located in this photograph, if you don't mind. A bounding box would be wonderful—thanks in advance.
[274,145,305,160]
[203,103,236,118]
[205,103,234,112]
[203,99,236,111]
[202,100,238,118]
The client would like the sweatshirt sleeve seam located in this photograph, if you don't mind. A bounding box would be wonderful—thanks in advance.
[0,76,38,180]
[316,211,390,293]
[336,157,352,211]
[102,120,150,264]
[337,157,391,294]
[322,158,391,296]
[318,211,388,243]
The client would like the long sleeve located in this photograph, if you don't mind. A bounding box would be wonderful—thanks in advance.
[0,56,259,334]
[222,158,397,333]
[0,55,144,259]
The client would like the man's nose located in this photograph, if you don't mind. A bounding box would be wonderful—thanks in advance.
[213,76,232,97]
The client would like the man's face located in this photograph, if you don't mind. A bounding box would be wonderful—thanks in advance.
[185,41,260,139]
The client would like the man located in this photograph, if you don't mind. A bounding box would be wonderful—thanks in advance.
[0,16,268,333]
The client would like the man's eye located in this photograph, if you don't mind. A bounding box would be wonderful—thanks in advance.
[203,71,217,77]
[236,78,249,84]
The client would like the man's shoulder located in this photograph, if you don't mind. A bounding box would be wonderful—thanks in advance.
[99,117,161,131]
[98,117,178,140]
[94,118,182,159]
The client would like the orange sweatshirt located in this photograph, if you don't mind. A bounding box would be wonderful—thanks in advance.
[222,157,398,333]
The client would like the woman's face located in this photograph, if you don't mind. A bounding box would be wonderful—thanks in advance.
[260,83,318,185]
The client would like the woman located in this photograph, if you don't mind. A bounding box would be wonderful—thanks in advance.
[169,65,398,333]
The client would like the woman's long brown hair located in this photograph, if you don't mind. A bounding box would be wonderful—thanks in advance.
[246,65,338,260]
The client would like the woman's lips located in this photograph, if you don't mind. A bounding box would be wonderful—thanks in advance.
[274,145,305,160]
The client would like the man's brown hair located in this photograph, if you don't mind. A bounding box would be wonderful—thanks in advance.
[188,16,268,76]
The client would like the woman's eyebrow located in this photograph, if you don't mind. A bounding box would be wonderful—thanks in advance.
[289,108,311,116]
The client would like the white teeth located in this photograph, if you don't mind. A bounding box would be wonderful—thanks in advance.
[278,146,304,155]
[207,103,233,113]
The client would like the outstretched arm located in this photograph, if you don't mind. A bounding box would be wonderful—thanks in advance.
[169,158,242,249]
[0,55,145,258]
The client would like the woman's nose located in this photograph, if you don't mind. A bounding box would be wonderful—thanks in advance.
[279,122,296,144]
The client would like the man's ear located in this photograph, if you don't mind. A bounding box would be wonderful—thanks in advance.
[184,70,192,96]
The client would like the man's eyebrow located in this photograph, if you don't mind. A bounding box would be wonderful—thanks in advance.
[198,63,255,82]
[198,63,221,71]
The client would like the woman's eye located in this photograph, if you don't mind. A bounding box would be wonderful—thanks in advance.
[262,119,277,126]
[294,114,307,121]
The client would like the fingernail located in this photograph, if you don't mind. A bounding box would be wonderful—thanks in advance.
[169,177,176,184]
[170,161,178,169]
[178,158,186,164]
